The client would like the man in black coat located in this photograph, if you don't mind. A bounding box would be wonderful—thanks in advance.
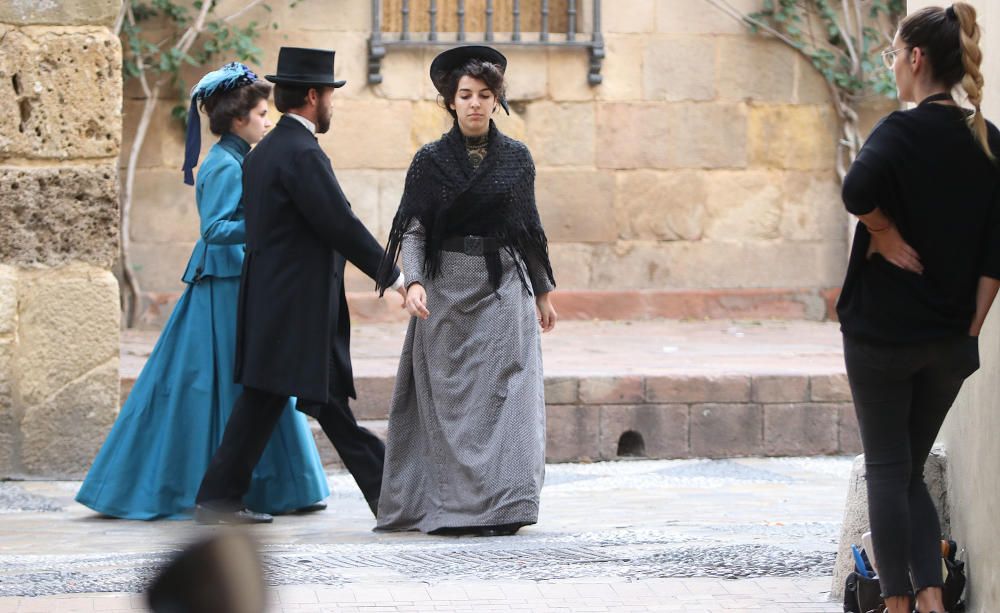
[195,47,404,524]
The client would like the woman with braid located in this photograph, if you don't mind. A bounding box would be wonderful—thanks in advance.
[837,4,1000,612]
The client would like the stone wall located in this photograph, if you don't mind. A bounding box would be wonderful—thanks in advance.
[0,2,123,477]
[125,0,889,327]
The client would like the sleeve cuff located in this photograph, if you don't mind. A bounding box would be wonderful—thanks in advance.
[390,270,405,291]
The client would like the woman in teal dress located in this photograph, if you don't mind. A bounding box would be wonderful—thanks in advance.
[76,63,329,519]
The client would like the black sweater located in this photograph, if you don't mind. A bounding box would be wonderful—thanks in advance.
[837,101,1000,343]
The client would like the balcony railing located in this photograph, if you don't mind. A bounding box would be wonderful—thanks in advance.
[368,0,604,86]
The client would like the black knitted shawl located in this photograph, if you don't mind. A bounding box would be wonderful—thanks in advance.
[376,120,555,294]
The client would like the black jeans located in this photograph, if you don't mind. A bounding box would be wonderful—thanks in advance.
[196,387,385,510]
[843,334,979,598]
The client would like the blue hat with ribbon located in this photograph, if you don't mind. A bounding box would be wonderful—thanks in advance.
[182,61,259,186]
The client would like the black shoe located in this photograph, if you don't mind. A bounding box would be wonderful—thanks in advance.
[477,523,522,537]
[194,504,273,525]
[294,502,327,514]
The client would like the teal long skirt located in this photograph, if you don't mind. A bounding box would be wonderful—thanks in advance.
[76,276,329,519]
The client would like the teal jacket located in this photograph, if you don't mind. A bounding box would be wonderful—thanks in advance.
[182,133,250,283]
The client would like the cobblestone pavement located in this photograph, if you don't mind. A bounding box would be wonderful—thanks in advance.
[0,457,851,612]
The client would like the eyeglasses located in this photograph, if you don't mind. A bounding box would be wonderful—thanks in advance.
[881,47,909,69]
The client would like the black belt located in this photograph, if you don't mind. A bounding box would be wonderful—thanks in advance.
[441,235,507,256]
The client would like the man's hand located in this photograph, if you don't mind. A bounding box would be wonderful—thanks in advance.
[867,224,923,274]
[536,292,557,333]
[405,283,430,320]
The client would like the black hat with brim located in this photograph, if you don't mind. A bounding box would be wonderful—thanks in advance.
[430,45,509,114]
[266,46,347,88]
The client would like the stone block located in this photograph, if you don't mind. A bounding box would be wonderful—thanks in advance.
[655,0,762,34]
[523,102,595,167]
[544,377,579,405]
[130,169,200,244]
[15,266,120,408]
[0,163,119,268]
[763,403,839,456]
[335,169,383,238]
[0,343,15,476]
[717,37,796,102]
[780,172,844,241]
[751,375,810,403]
[536,169,615,243]
[604,0,656,33]
[0,265,16,337]
[546,35,642,102]
[376,47,436,101]
[811,374,852,402]
[832,451,950,598]
[690,403,763,458]
[703,170,784,241]
[128,241,195,293]
[589,240,847,290]
[646,375,751,404]
[795,55,832,104]
[492,105,527,141]
[597,103,748,170]
[410,100,453,149]
[0,0,120,26]
[614,171,706,241]
[19,358,120,477]
[546,243,594,289]
[598,404,689,459]
[748,105,838,170]
[503,48,548,101]
[643,37,716,102]
[546,404,600,462]
[352,377,395,421]
[254,30,370,100]
[0,28,122,160]
[838,402,862,455]
[325,99,414,169]
[579,376,645,405]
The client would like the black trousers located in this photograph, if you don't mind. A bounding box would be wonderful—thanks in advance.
[843,334,979,598]
[195,386,385,510]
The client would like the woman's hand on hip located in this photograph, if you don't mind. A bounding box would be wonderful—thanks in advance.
[536,292,557,333]
[867,224,923,274]
[405,283,430,320]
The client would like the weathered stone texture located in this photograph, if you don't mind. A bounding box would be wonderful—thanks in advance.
[717,38,797,102]
[19,358,119,477]
[547,243,594,289]
[748,105,838,170]
[0,163,119,268]
[690,403,763,458]
[536,170,615,243]
[129,241,196,294]
[0,27,122,160]
[15,266,119,408]
[0,0,119,27]
[603,0,656,33]
[523,102,595,167]
[129,169,200,244]
[325,99,414,169]
[643,37,716,102]
[598,103,748,170]
[598,404,689,459]
[655,0,762,35]
[763,403,839,456]
[702,170,784,241]
[546,404,600,462]
[0,266,16,476]
[615,171,706,241]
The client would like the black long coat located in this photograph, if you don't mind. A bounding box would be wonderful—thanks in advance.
[234,114,399,405]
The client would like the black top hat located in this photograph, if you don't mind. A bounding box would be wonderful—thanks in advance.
[266,47,346,88]
[430,45,509,114]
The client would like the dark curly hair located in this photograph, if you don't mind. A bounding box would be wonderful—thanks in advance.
[438,59,506,119]
[200,81,272,135]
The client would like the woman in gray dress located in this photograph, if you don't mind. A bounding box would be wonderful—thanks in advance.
[375,46,557,537]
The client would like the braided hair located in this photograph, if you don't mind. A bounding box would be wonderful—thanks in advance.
[900,3,994,161]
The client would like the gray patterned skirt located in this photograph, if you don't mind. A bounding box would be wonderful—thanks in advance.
[375,249,546,533]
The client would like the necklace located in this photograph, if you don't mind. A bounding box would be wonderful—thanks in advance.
[464,133,489,168]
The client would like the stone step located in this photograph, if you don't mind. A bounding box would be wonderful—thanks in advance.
[120,320,856,462]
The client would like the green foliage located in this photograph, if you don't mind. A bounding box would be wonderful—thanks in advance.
[120,0,278,123]
[749,0,905,100]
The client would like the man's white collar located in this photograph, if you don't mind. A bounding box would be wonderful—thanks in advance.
[287,113,316,135]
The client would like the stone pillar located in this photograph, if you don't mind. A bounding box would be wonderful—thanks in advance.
[906,2,1000,610]
[0,1,123,477]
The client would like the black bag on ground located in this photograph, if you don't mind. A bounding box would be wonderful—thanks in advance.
[843,570,884,613]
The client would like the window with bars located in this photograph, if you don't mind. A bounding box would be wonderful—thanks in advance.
[368,0,604,86]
